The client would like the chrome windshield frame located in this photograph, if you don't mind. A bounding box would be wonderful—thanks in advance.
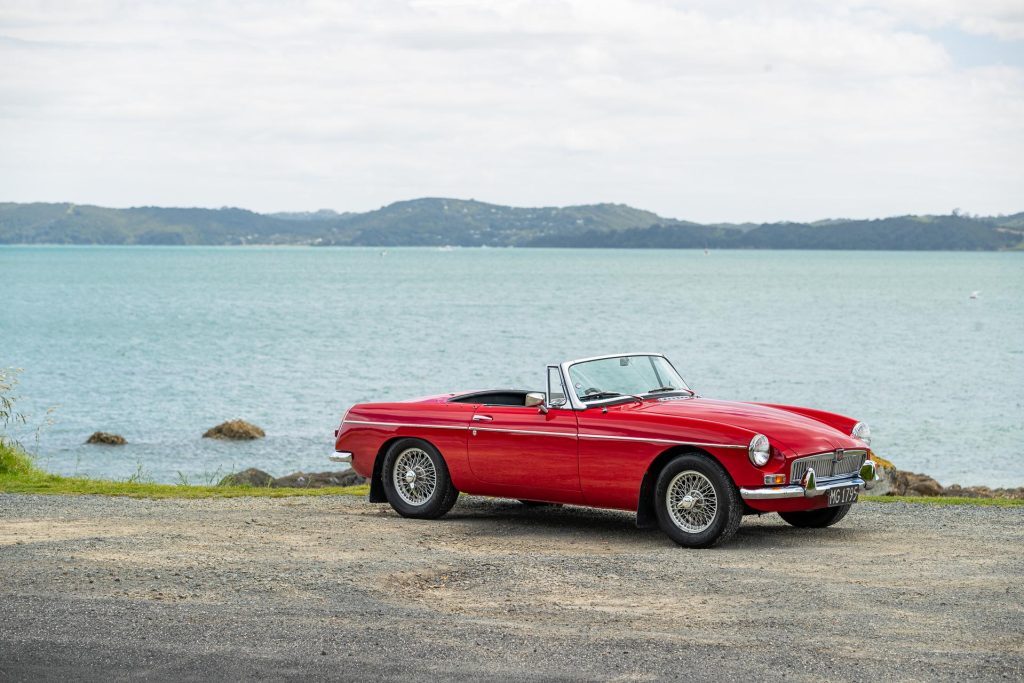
[558,352,691,411]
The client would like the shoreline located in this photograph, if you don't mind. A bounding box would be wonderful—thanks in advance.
[3,451,1022,507]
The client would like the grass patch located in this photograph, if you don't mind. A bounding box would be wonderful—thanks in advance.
[0,441,367,499]
[863,494,1024,508]
[1,442,1019,506]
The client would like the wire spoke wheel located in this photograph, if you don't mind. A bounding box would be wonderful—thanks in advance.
[392,447,437,506]
[666,470,718,534]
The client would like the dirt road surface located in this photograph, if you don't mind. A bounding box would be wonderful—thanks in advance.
[1,494,1022,681]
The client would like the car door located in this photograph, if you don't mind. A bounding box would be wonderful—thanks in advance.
[467,404,580,492]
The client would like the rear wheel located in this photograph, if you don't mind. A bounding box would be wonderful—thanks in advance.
[382,438,458,519]
[654,453,742,548]
[779,504,852,528]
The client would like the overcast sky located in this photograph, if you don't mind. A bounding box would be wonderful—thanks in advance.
[1,1,1022,222]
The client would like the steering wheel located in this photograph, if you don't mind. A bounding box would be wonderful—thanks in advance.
[583,387,603,396]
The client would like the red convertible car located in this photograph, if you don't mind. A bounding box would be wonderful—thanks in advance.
[331,353,878,548]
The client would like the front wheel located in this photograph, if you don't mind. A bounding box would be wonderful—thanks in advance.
[654,453,743,548]
[382,438,459,519]
[779,504,852,528]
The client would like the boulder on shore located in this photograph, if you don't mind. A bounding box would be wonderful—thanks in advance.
[218,468,273,487]
[85,431,126,446]
[870,454,1024,499]
[271,470,367,489]
[943,484,1024,500]
[203,420,265,441]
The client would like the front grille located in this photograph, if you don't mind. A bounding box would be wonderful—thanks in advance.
[791,450,866,483]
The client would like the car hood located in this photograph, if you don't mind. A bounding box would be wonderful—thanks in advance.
[640,397,850,454]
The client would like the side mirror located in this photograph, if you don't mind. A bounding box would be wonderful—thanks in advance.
[525,392,545,408]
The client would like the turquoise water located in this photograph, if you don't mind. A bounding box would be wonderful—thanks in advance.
[2,246,1022,486]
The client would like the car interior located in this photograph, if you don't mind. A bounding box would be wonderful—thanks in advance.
[448,390,541,407]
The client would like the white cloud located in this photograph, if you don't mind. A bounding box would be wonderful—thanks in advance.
[0,0,1021,221]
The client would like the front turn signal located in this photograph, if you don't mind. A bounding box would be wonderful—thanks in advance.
[763,474,787,485]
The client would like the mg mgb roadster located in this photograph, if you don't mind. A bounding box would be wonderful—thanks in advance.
[331,353,878,548]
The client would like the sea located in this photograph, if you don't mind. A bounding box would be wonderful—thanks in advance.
[2,245,1021,487]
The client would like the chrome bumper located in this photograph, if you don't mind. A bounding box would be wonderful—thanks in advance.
[329,450,353,464]
[741,460,878,501]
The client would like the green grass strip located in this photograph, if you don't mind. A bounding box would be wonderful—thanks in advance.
[3,442,1021,505]
[0,441,367,499]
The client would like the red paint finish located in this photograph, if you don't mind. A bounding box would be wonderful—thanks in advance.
[468,406,580,492]
[334,392,870,515]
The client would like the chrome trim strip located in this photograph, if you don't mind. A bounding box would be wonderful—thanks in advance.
[344,418,746,449]
[740,476,866,500]
[577,433,746,449]
[342,419,467,431]
[564,351,667,366]
[472,427,576,438]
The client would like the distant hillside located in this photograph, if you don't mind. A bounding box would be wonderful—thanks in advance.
[531,214,1024,251]
[1,200,1021,250]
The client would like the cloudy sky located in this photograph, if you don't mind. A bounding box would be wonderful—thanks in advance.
[1,1,1022,222]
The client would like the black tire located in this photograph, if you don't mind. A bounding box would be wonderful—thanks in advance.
[518,500,563,508]
[779,504,852,528]
[381,438,458,520]
[654,453,743,549]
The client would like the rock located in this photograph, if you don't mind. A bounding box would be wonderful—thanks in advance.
[271,470,367,489]
[202,420,265,441]
[868,454,1022,499]
[218,468,273,487]
[943,485,1024,500]
[867,451,898,496]
[85,432,126,445]
[886,470,944,497]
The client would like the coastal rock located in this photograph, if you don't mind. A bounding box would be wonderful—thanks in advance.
[867,452,898,496]
[85,432,126,446]
[872,454,1023,499]
[271,470,367,489]
[886,470,944,497]
[943,485,1024,500]
[218,468,273,487]
[202,420,265,441]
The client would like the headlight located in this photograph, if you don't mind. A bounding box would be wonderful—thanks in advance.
[748,434,770,467]
[851,422,871,446]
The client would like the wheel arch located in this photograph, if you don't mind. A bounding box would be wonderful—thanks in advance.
[635,445,730,529]
[369,435,447,503]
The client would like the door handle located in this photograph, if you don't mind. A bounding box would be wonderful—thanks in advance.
[472,415,493,422]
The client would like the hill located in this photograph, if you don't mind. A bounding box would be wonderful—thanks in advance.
[1,200,1021,250]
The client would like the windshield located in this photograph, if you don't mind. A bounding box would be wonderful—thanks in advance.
[567,355,690,403]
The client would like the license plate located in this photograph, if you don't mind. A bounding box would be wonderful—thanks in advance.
[826,485,859,507]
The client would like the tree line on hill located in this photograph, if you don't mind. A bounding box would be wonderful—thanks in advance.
[1,198,1021,250]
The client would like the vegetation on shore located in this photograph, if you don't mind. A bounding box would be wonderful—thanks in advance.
[1,441,1019,506]
[0,441,367,499]
[2,198,1022,250]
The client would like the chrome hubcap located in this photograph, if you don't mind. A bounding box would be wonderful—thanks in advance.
[392,448,437,506]
[667,470,718,533]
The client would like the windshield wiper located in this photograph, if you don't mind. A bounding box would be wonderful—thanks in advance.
[648,386,695,396]
[584,391,645,403]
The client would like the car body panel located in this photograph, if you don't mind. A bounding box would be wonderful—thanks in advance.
[468,405,580,492]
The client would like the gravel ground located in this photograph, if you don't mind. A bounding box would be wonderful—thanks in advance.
[1,494,1022,681]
